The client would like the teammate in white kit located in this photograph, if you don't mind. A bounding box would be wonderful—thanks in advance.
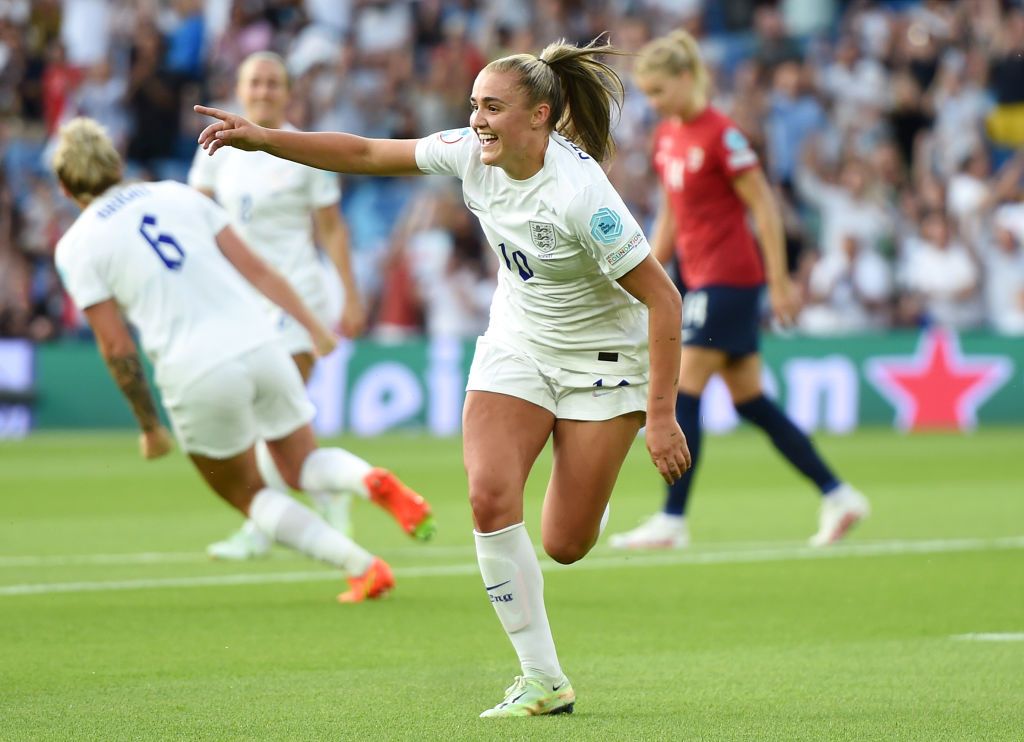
[188,52,371,560]
[52,118,435,603]
[197,38,690,717]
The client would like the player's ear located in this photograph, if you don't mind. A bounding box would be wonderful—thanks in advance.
[531,102,552,130]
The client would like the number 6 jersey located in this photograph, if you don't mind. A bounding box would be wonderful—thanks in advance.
[416,129,653,376]
[55,180,276,391]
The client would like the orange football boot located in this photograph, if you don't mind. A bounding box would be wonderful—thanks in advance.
[337,557,395,604]
[363,468,436,541]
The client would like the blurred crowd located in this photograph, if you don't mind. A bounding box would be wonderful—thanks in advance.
[2,0,1024,341]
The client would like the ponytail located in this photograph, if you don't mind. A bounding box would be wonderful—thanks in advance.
[486,37,626,163]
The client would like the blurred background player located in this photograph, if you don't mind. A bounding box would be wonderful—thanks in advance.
[609,30,868,552]
[195,36,689,718]
[52,117,434,603]
[188,52,368,560]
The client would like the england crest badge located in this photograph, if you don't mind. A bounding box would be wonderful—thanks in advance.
[529,221,556,253]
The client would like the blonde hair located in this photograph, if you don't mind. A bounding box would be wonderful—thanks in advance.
[636,29,710,102]
[237,51,290,89]
[52,117,122,202]
[486,37,626,163]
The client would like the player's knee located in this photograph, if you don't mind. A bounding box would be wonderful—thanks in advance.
[543,534,594,565]
[467,475,515,532]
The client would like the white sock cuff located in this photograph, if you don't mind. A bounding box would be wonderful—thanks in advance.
[473,522,526,539]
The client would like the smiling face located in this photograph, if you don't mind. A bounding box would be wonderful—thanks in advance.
[635,68,696,119]
[469,69,551,179]
[237,57,289,128]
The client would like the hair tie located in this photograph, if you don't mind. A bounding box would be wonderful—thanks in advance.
[537,57,551,66]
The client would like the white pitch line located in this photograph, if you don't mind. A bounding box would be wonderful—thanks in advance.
[0,539,813,569]
[0,535,1022,598]
[0,545,479,568]
[951,633,1024,642]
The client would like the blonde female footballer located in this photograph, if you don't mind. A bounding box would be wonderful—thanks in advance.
[197,39,690,717]
[53,118,434,604]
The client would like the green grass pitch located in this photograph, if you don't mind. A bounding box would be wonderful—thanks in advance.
[1,429,1022,741]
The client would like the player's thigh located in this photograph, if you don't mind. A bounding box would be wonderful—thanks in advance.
[678,345,728,396]
[541,412,644,563]
[161,358,259,461]
[720,352,764,404]
[462,390,555,532]
[247,343,317,488]
[189,448,263,514]
[680,285,760,395]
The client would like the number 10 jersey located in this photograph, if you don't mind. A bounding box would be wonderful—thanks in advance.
[416,129,653,376]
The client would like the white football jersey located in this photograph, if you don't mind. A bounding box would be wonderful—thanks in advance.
[416,129,651,375]
[187,124,341,300]
[55,181,277,391]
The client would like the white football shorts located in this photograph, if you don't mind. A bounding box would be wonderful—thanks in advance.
[466,337,648,421]
[272,258,343,356]
[161,342,315,458]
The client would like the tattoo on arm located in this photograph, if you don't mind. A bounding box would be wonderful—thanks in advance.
[106,354,160,432]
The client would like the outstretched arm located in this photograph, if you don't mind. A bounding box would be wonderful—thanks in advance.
[617,255,691,484]
[194,105,422,176]
[83,300,173,459]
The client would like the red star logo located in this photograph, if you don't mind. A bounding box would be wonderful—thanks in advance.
[866,329,1013,431]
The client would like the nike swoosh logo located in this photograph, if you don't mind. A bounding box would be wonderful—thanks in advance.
[552,683,565,692]
[484,580,511,591]
[592,389,617,397]
[510,692,527,704]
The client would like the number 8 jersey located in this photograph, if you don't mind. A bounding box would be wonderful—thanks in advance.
[55,181,276,392]
[416,129,653,376]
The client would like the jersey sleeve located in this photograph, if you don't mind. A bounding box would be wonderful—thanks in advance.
[307,168,341,209]
[55,235,113,310]
[186,144,219,192]
[715,123,760,178]
[414,128,477,179]
[566,182,652,281]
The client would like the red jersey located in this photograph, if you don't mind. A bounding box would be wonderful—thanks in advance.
[653,107,764,289]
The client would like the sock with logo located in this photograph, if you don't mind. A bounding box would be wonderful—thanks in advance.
[734,394,840,494]
[664,392,702,516]
[248,488,373,575]
[475,522,562,682]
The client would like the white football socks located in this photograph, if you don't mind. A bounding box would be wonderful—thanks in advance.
[475,522,562,681]
[253,443,362,532]
[248,488,373,575]
[299,448,372,499]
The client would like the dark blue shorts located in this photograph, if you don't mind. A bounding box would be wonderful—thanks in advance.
[681,285,763,358]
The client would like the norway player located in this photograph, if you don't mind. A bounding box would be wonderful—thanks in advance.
[609,30,868,551]
[197,37,691,718]
[52,118,434,603]
[188,52,381,559]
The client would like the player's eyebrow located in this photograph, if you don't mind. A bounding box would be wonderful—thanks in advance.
[470,96,507,106]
